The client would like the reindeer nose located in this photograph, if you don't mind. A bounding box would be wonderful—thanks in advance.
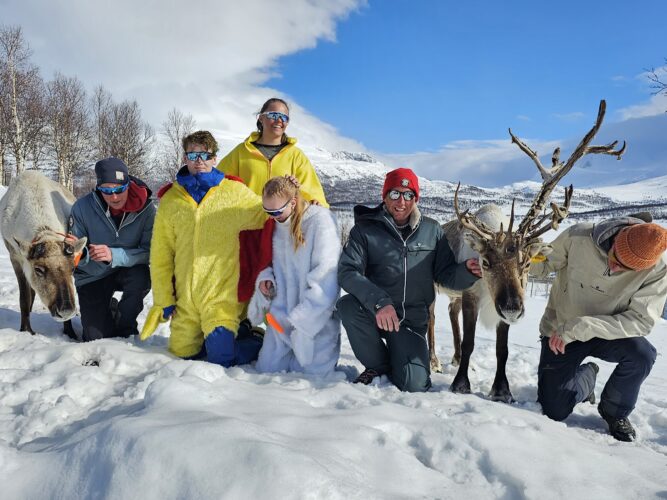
[495,291,525,324]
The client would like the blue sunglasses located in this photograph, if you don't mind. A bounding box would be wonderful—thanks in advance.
[263,198,293,217]
[185,151,215,161]
[97,182,129,195]
[261,111,289,123]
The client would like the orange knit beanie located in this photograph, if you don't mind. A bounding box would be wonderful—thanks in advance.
[614,223,667,270]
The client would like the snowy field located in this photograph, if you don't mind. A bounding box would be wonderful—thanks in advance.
[1,217,667,498]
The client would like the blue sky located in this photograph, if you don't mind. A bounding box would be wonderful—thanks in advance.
[4,0,666,186]
[269,0,667,153]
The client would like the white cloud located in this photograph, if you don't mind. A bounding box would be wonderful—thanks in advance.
[553,111,585,122]
[617,93,667,120]
[3,0,366,152]
[516,115,531,121]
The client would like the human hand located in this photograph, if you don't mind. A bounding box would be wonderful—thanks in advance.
[466,258,482,277]
[309,199,321,206]
[548,334,566,355]
[88,244,112,262]
[376,305,400,332]
[285,175,301,188]
[259,280,275,298]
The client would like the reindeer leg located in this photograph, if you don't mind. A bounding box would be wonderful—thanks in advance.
[450,291,478,394]
[489,321,515,403]
[448,297,462,366]
[10,255,36,335]
[427,301,442,373]
[63,319,78,341]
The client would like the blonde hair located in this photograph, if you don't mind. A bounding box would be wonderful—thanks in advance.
[263,176,307,250]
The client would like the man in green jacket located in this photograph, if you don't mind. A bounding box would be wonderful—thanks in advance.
[531,216,667,441]
[337,168,481,392]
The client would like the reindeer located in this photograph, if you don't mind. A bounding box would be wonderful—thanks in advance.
[0,171,86,338]
[428,100,625,403]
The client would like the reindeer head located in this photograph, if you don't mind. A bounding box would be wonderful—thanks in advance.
[455,100,625,325]
[15,232,87,321]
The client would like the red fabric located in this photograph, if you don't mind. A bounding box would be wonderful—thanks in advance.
[109,181,148,216]
[225,174,245,184]
[238,218,275,302]
[157,182,174,199]
[382,167,420,200]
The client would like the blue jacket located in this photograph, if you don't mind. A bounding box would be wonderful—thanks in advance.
[69,178,156,287]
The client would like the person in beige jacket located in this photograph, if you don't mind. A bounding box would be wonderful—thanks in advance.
[531,215,667,441]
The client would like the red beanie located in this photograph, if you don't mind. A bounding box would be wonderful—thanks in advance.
[382,168,420,200]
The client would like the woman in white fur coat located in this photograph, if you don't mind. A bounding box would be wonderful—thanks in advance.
[248,176,341,375]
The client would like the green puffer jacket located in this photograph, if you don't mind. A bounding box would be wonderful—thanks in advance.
[530,217,667,344]
[338,204,478,329]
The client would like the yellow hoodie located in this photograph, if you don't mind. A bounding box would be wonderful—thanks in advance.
[217,132,329,207]
[141,179,267,358]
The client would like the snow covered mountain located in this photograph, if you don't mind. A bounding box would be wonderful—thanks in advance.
[304,145,667,224]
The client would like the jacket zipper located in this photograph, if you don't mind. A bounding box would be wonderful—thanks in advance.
[248,142,293,179]
[94,195,153,237]
[383,214,419,325]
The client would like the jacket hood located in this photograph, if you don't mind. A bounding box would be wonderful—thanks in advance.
[95,176,153,214]
[592,216,649,252]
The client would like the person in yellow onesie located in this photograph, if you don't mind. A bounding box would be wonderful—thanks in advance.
[141,131,269,366]
[217,97,329,207]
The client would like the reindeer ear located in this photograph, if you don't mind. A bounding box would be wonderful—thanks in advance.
[72,237,87,255]
[464,231,487,253]
[13,237,31,255]
[526,242,552,258]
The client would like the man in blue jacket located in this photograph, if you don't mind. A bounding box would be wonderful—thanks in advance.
[69,157,156,341]
[338,168,481,392]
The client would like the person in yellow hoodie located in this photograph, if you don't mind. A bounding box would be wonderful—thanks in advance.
[141,131,271,366]
[217,97,329,207]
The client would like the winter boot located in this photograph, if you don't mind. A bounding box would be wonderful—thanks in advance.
[598,404,636,442]
[583,362,599,405]
[354,368,379,385]
[110,297,120,326]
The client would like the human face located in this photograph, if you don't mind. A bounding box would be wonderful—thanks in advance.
[384,187,416,226]
[99,182,129,210]
[258,102,289,143]
[263,194,296,223]
[608,242,634,273]
[184,142,216,175]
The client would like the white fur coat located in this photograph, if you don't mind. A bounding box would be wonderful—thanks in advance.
[249,205,341,375]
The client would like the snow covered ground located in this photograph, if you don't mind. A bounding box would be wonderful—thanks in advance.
[1,228,667,499]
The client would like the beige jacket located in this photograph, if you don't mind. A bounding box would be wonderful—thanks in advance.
[530,218,667,344]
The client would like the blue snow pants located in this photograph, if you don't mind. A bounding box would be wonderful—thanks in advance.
[537,335,656,421]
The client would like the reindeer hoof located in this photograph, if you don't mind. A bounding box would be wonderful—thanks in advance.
[430,356,443,374]
[450,356,461,367]
[489,388,515,404]
[63,321,78,341]
[450,377,471,394]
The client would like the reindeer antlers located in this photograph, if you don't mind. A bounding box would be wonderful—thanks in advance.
[512,100,625,239]
[454,182,496,241]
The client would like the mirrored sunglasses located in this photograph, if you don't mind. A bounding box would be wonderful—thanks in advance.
[185,151,215,161]
[97,182,129,195]
[388,189,416,201]
[261,111,290,123]
[263,198,292,217]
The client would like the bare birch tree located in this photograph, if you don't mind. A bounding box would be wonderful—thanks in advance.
[46,73,92,190]
[0,25,47,175]
[160,107,196,180]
